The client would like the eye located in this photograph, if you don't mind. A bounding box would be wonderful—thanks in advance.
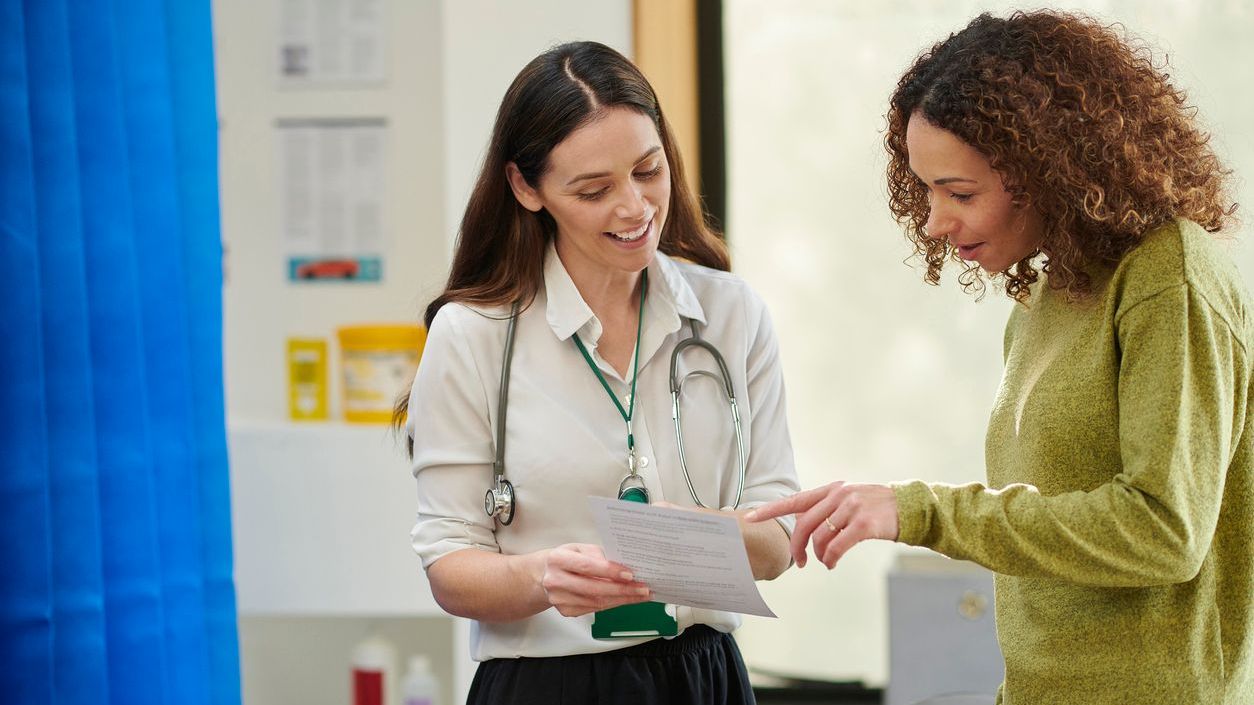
[634,163,663,180]
[950,192,974,203]
[576,187,609,202]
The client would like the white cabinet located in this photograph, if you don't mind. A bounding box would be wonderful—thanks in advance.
[229,421,475,703]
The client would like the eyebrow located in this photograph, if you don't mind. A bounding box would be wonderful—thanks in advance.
[933,177,978,186]
[564,146,663,187]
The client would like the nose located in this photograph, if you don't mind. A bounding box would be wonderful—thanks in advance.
[923,196,955,241]
[615,183,649,221]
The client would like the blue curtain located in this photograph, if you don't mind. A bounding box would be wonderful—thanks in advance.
[1,1,241,703]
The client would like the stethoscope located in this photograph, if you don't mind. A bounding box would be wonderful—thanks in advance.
[484,302,747,525]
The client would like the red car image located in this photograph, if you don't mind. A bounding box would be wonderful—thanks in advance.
[295,258,359,280]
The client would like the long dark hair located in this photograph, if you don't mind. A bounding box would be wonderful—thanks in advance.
[395,41,729,437]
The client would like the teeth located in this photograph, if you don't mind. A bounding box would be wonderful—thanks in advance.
[609,219,649,242]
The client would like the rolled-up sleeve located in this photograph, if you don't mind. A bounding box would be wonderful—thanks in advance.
[407,306,500,568]
[738,289,801,535]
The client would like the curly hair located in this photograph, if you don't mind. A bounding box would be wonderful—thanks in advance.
[885,10,1237,301]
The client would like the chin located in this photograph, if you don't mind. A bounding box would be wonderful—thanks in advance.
[631,248,659,270]
[978,256,1014,275]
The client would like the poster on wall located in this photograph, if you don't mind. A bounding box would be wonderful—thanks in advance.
[278,117,387,283]
[278,0,386,86]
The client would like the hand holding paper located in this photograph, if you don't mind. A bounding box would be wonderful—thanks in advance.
[538,542,654,617]
[588,497,776,618]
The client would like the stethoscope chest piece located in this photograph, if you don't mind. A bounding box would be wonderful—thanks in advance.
[485,478,515,525]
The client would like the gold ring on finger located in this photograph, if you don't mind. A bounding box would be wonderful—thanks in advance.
[823,516,838,532]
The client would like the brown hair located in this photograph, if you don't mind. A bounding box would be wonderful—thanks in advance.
[885,10,1237,301]
[395,41,728,439]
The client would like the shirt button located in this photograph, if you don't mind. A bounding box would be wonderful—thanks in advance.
[639,456,649,468]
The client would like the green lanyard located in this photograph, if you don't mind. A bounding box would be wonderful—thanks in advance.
[571,270,649,499]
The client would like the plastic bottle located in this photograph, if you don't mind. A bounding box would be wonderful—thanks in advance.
[400,655,440,705]
[352,633,398,705]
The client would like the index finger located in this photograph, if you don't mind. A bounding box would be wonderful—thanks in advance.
[745,485,830,522]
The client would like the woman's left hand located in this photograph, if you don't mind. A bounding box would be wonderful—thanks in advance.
[745,482,899,569]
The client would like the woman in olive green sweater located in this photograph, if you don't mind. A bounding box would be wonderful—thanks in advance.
[750,10,1252,705]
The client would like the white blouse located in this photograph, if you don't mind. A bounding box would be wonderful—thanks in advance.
[407,244,799,661]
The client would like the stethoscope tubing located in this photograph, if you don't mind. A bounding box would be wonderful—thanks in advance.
[486,306,747,525]
[486,301,521,525]
[669,331,747,509]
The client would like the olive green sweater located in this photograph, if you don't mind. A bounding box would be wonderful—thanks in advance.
[894,220,1254,704]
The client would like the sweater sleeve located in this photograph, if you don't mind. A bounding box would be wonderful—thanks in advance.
[894,282,1245,586]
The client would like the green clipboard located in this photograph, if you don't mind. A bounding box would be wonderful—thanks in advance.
[591,601,678,639]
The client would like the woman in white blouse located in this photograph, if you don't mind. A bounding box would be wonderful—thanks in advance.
[398,41,799,704]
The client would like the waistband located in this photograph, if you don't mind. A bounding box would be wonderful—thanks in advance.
[608,624,730,658]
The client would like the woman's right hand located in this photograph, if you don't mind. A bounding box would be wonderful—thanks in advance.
[536,543,652,617]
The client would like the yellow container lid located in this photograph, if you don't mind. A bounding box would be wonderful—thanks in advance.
[336,324,426,425]
[336,324,425,349]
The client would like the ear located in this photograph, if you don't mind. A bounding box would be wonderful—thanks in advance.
[505,162,544,213]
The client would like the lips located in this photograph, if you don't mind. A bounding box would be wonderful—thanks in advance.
[955,242,985,261]
[606,216,653,243]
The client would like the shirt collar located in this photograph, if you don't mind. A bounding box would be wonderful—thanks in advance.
[541,241,706,344]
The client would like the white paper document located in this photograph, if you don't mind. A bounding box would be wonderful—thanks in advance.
[278,0,386,86]
[588,497,776,618]
[278,118,387,282]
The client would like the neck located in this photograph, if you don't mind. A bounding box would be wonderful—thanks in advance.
[578,271,642,324]
[555,246,647,378]
[556,251,643,328]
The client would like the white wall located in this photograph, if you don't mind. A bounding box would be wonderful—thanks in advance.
[726,0,1254,687]
[216,0,447,422]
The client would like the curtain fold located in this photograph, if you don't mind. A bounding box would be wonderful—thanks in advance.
[163,1,243,701]
[1,1,54,702]
[113,0,211,702]
[68,0,170,700]
[3,0,240,702]
[24,0,110,703]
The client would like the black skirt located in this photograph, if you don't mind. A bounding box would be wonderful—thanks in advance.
[465,625,756,705]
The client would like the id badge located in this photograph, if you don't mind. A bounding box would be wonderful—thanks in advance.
[591,601,678,639]
[594,473,675,638]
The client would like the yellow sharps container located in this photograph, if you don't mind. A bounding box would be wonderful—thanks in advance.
[336,324,426,424]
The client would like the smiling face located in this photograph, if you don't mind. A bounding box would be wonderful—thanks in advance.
[905,112,1043,274]
[506,106,670,288]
